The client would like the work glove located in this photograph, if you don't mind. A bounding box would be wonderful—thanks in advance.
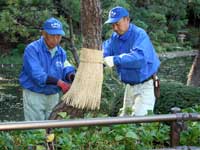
[104,56,114,67]
[66,73,75,82]
[57,80,71,94]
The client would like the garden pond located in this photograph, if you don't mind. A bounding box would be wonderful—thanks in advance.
[0,56,195,121]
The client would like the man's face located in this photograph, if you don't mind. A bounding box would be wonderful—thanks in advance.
[111,17,130,35]
[42,31,62,49]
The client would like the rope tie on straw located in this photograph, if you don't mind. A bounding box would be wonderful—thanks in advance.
[80,59,103,64]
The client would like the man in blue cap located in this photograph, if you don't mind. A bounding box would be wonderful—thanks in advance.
[103,6,160,116]
[19,17,76,120]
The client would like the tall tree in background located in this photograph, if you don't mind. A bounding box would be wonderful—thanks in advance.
[81,0,102,49]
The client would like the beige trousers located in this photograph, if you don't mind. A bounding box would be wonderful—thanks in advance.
[120,79,155,116]
[23,89,59,121]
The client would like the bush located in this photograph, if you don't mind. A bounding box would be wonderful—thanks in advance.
[155,81,200,114]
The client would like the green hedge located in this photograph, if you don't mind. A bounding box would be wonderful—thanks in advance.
[155,81,200,114]
[101,80,200,116]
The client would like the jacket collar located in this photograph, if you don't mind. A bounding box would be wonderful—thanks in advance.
[40,36,61,55]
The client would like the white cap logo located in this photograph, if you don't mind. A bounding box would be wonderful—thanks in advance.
[51,22,61,29]
[110,11,117,18]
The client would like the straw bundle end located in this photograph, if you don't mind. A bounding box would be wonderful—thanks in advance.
[62,48,103,110]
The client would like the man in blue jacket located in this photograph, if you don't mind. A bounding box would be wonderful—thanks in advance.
[19,17,75,120]
[103,6,160,116]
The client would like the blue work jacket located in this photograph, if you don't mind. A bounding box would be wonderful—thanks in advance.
[103,23,160,84]
[19,37,75,95]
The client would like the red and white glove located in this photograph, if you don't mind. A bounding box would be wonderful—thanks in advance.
[57,80,71,93]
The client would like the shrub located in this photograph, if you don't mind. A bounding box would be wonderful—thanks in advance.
[155,81,200,114]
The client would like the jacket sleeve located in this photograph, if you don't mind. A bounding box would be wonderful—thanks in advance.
[113,31,154,69]
[113,48,145,69]
[62,58,76,82]
[23,45,47,87]
[102,39,113,57]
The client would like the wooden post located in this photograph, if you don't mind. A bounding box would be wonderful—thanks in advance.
[170,107,185,147]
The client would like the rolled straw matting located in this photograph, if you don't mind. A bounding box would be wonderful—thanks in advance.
[62,48,103,110]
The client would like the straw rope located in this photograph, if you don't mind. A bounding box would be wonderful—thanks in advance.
[62,48,103,110]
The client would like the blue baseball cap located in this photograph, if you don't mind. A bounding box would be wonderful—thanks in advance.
[42,17,65,36]
[104,6,129,24]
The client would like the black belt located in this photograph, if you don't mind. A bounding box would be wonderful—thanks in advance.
[129,75,154,86]
[142,75,154,83]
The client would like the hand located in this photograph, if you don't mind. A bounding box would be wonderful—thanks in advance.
[104,56,114,67]
[57,80,71,93]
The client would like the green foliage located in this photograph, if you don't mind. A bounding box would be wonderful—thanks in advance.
[1,104,199,149]
[0,0,56,44]
[155,81,200,114]
[186,26,200,48]
[101,0,198,52]
[0,1,200,148]
[0,0,71,46]
[187,0,200,26]
[131,1,190,52]
[0,130,46,149]
[101,67,125,116]
[0,119,171,149]
[158,56,194,83]
[0,55,22,64]
[60,0,80,22]
[180,105,200,145]
[0,0,199,55]
[0,57,200,149]
[133,20,148,30]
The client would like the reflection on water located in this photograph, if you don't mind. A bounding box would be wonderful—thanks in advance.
[0,82,24,122]
[0,64,24,122]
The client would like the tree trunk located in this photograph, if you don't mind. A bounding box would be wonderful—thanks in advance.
[48,0,102,120]
[81,0,102,49]
[187,50,200,87]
